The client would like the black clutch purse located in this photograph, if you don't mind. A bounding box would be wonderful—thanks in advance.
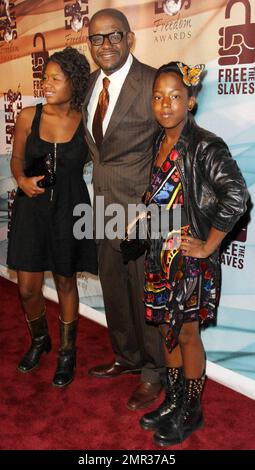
[24,153,56,188]
[120,214,151,264]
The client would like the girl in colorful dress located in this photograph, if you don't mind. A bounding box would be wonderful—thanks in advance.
[140,61,248,446]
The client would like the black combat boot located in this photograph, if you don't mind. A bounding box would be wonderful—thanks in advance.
[154,373,205,446]
[52,317,78,388]
[140,367,184,430]
[17,313,51,373]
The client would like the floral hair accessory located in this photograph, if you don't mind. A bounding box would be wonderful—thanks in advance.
[176,62,205,86]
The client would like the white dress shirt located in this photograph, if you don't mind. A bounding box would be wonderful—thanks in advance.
[87,53,133,140]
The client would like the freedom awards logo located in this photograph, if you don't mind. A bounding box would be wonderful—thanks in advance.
[154,0,192,43]
[64,0,89,49]
[0,0,17,43]
[64,0,88,32]
[155,0,191,15]
[218,0,255,95]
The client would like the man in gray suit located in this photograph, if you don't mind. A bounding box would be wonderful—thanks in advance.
[83,8,164,410]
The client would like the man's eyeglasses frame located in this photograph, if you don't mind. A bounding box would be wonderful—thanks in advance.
[88,31,128,46]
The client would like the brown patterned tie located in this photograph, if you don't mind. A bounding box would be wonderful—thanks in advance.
[92,77,110,147]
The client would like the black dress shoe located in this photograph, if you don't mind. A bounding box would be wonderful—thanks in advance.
[88,360,141,378]
[127,382,162,410]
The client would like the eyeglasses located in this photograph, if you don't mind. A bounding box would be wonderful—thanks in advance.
[88,31,127,46]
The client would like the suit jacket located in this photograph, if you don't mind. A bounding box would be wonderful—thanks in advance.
[82,57,159,221]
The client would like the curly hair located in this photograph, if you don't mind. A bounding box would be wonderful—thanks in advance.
[43,47,90,111]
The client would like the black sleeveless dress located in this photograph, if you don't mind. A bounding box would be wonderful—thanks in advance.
[7,104,98,277]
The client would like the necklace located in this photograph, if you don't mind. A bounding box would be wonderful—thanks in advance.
[50,143,57,202]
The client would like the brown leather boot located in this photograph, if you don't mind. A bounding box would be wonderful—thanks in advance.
[52,317,78,388]
[17,313,51,373]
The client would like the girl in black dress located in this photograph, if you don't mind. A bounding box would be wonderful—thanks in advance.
[7,47,98,387]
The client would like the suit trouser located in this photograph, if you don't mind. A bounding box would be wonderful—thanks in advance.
[97,239,164,384]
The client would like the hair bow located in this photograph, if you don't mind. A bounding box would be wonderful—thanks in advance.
[177,62,205,86]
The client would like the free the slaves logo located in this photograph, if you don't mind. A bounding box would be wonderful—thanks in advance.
[31,33,49,98]
[218,0,255,95]
[4,85,22,148]
[154,0,192,43]
[221,234,247,270]
[218,0,252,268]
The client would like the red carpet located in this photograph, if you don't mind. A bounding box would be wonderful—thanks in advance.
[0,276,254,450]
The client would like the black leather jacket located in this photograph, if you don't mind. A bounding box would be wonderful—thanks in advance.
[155,113,248,242]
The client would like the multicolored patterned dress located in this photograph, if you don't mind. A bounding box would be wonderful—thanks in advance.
[144,141,219,352]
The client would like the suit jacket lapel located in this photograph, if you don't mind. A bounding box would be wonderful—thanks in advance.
[82,70,100,154]
[103,57,142,144]
[83,69,100,114]
[83,58,142,152]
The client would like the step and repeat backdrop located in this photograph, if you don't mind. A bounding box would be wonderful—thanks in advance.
[0,0,254,391]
